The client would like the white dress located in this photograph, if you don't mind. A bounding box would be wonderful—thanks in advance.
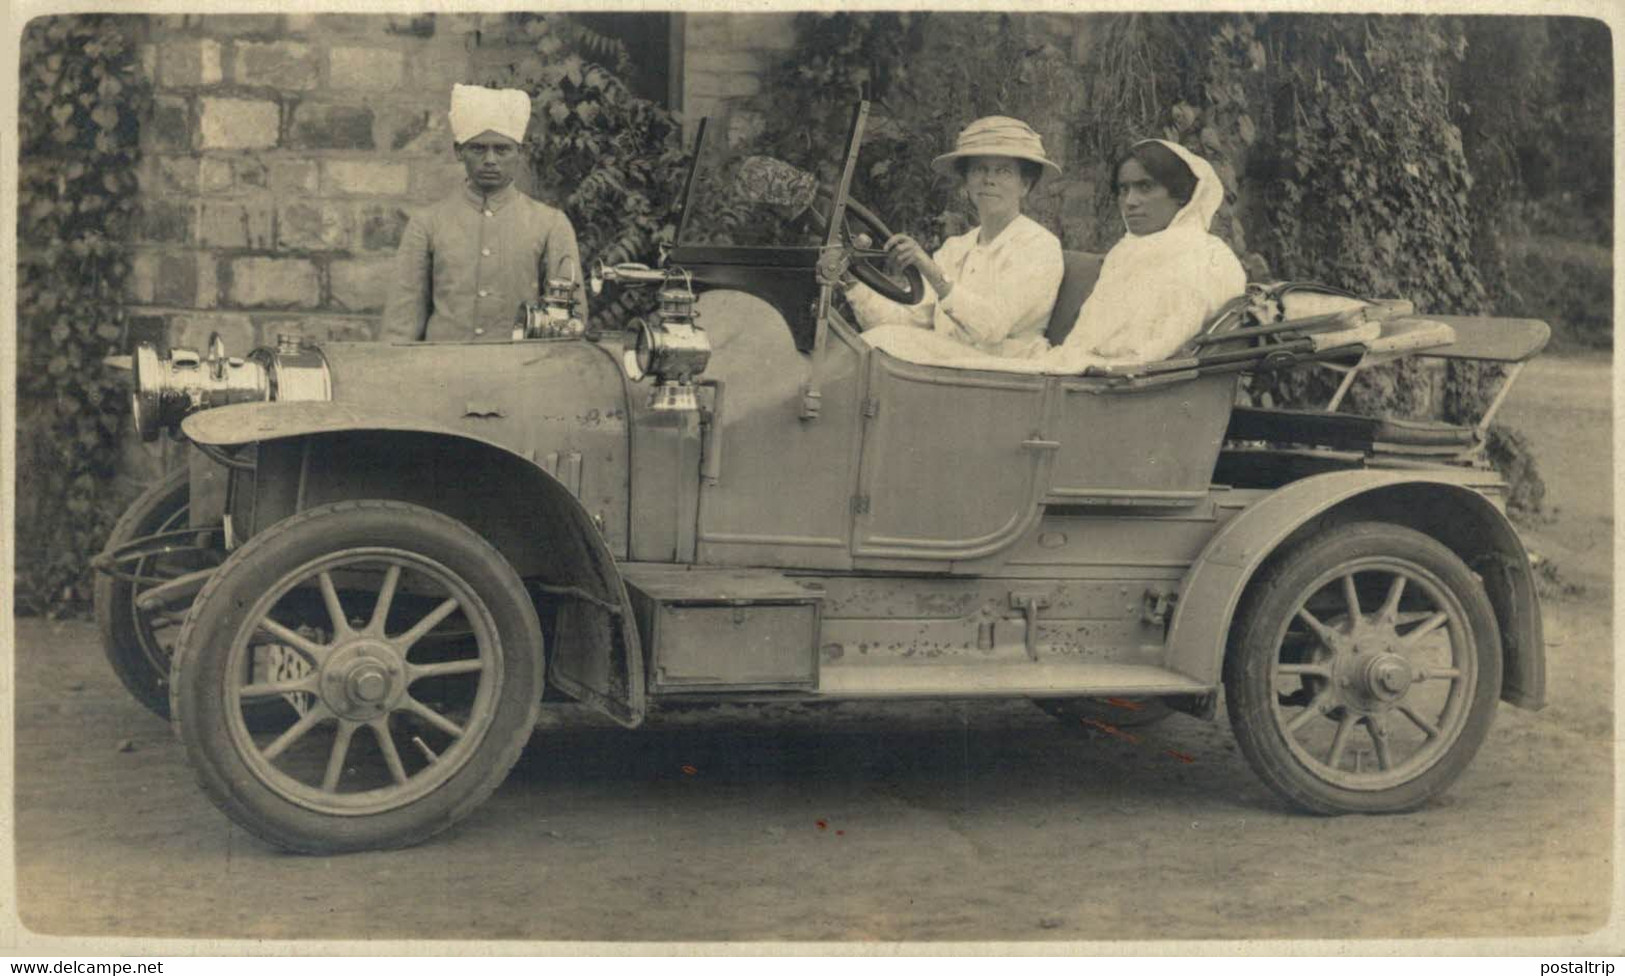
[845,214,1063,360]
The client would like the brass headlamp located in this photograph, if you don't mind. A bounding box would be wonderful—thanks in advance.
[592,262,713,412]
[514,258,585,340]
[129,332,330,441]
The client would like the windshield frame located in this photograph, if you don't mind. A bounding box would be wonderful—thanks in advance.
[669,102,870,259]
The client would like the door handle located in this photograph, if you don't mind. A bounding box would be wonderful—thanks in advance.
[1021,437,1060,452]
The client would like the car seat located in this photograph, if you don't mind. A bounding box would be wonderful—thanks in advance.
[1043,251,1105,347]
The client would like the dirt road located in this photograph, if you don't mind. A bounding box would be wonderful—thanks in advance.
[10,353,1613,945]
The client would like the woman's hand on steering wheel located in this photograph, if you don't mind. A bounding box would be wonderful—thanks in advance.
[807,194,925,306]
[880,234,951,299]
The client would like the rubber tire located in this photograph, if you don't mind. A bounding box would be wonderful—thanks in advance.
[1223,521,1502,815]
[171,500,543,854]
[95,466,197,719]
[1035,697,1176,729]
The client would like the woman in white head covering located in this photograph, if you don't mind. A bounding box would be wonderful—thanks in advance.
[382,84,586,342]
[845,116,1065,359]
[1039,139,1245,372]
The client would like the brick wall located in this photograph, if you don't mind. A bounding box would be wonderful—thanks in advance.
[120,12,543,480]
[126,13,546,353]
[679,13,798,149]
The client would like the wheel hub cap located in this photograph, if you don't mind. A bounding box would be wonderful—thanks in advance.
[1359,652,1413,703]
[320,641,404,719]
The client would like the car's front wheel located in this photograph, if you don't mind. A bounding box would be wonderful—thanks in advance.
[172,500,543,854]
[1223,521,1501,814]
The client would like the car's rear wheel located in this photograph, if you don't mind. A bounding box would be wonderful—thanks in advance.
[172,500,543,854]
[1224,521,1501,814]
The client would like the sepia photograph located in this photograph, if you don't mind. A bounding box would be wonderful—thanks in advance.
[5,2,1616,951]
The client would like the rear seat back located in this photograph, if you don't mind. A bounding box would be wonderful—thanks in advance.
[1044,250,1105,347]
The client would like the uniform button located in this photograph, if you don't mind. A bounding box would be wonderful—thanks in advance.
[474,327,485,336]
[481,248,492,256]
[478,289,489,297]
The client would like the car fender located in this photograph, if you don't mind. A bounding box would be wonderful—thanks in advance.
[182,400,647,728]
[1165,470,1543,709]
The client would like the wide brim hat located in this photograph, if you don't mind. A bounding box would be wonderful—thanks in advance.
[930,116,1062,181]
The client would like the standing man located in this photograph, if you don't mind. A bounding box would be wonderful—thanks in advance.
[383,84,588,341]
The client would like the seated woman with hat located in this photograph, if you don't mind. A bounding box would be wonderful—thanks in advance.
[844,116,1064,359]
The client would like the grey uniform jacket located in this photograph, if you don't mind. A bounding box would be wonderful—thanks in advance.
[382,182,588,342]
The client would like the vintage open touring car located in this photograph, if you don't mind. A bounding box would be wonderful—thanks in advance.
[96,104,1549,853]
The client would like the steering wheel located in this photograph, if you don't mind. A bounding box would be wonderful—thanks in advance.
[806,193,925,306]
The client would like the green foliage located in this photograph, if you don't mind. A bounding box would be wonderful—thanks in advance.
[486,14,690,332]
[1502,235,1612,350]
[16,15,150,615]
[756,11,1571,506]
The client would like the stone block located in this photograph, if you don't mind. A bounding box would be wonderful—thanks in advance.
[289,102,375,150]
[322,159,409,196]
[153,251,198,306]
[140,200,193,244]
[277,201,354,251]
[139,44,158,83]
[150,96,191,151]
[410,160,466,199]
[326,316,381,342]
[200,15,285,37]
[329,258,395,312]
[235,40,318,90]
[686,50,763,75]
[125,250,159,303]
[687,71,759,99]
[198,97,280,150]
[159,38,222,87]
[199,157,234,192]
[413,48,474,98]
[385,13,436,38]
[224,257,321,309]
[233,156,268,189]
[684,15,729,45]
[330,46,404,91]
[745,14,798,49]
[376,106,451,153]
[254,314,379,346]
[266,159,319,194]
[359,205,410,251]
[196,252,219,308]
[155,155,199,193]
[170,313,257,359]
[197,198,274,249]
[319,14,385,34]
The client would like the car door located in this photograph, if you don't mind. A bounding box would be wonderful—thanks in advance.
[851,350,1052,562]
[693,291,864,570]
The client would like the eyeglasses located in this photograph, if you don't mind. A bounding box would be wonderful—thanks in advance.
[460,143,518,160]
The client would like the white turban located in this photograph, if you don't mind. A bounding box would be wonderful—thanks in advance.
[449,83,532,144]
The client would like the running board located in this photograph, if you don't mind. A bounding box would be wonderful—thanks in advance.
[816,661,1212,698]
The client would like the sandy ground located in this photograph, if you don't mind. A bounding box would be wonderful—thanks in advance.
[8,352,1614,946]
